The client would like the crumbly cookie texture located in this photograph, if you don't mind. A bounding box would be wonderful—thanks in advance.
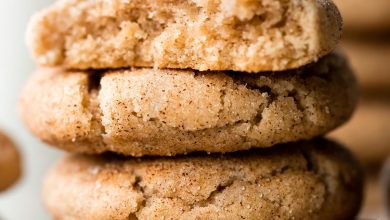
[333,0,390,32]
[27,0,342,72]
[43,139,363,220]
[0,131,22,192]
[20,53,357,156]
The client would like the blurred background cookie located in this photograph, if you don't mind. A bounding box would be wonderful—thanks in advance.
[330,97,390,167]
[341,39,390,92]
[333,0,390,33]
[332,1,390,218]
[0,130,22,192]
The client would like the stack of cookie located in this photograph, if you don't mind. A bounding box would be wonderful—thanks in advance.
[21,0,363,219]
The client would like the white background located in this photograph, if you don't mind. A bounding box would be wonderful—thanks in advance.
[0,1,60,219]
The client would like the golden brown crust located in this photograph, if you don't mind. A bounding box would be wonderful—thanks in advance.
[43,139,363,220]
[0,131,22,192]
[20,53,358,156]
[27,0,342,72]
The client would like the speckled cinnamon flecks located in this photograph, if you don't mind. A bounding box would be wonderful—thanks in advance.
[20,53,358,156]
[43,139,363,220]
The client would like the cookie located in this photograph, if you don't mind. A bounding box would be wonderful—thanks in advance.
[0,131,22,192]
[333,0,390,33]
[341,39,390,92]
[20,53,358,156]
[27,0,342,72]
[329,99,390,166]
[43,139,363,220]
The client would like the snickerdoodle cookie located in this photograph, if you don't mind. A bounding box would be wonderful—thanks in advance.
[43,139,363,220]
[20,53,357,156]
[0,131,22,192]
[27,0,342,72]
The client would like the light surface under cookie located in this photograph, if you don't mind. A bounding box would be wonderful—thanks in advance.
[27,0,341,72]
[43,139,363,220]
[0,131,22,192]
[20,53,358,156]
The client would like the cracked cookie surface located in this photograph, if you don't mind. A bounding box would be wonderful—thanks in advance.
[43,139,363,220]
[0,131,22,192]
[20,53,357,156]
[27,0,341,72]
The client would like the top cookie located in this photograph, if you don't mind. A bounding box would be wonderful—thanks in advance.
[27,0,342,72]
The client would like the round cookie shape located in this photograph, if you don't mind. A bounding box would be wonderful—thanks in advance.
[0,131,22,192]
[20,53,358,156]
[43,139,363,220]
[333,0,390,33]
[27,0,342,72]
